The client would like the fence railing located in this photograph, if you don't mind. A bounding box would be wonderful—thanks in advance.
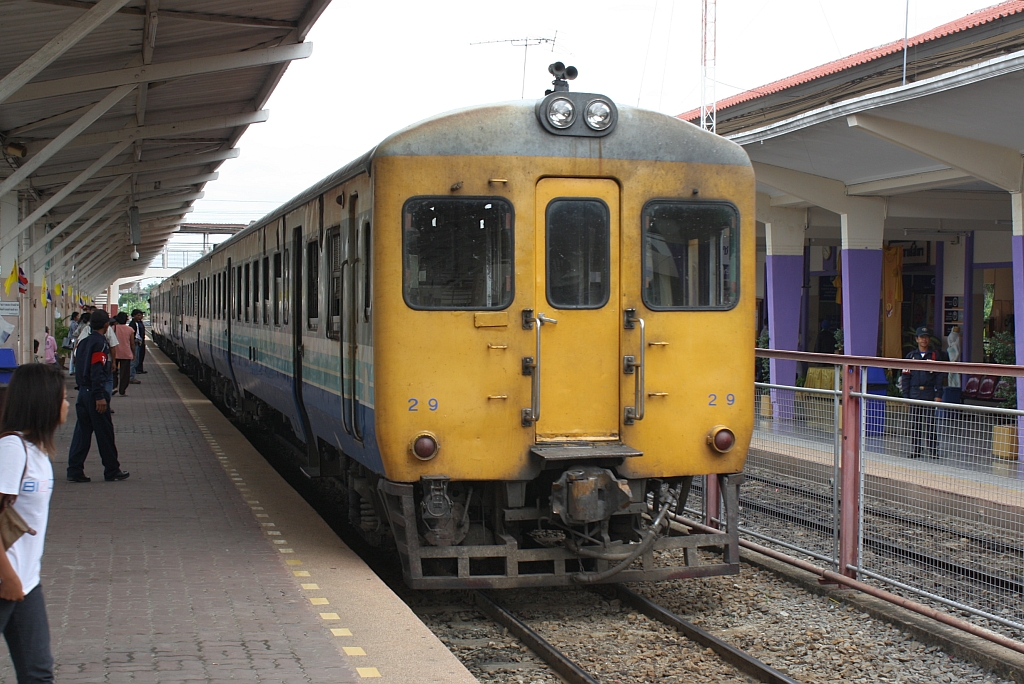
[708,350,1024,638]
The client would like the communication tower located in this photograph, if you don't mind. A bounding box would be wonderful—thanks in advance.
[700,0,717,133]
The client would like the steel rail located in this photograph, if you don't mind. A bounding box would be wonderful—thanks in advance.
[609,585,802,684]
[473,591,598,684]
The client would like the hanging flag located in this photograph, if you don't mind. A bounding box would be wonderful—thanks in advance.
[54,283,62,297]
[3,261,16,295]
[40,276,47,308]
[46,289,53,305]
[18,267,27,295]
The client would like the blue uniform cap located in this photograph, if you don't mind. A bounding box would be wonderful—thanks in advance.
[914,326,931,337]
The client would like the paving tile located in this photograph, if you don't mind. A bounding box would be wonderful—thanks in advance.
[0,345,360,682]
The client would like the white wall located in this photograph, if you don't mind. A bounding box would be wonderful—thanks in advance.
[973,230,1012,264]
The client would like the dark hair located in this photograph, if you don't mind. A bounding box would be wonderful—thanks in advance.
[79,312,91,326]
[116,311,128,325]
[1,363,66,455]
[71,312,79,321]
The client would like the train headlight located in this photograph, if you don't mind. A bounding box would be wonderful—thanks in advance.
[546,97,576,129]
[707,426,736,453]
[411,433,439,461]
[584,99,613,130]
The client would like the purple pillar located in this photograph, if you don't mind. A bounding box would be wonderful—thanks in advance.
[963,232,974,363]
[841,249,883,357]
[767,254,803,421]
[934,241,944,338]
[1012,235,1024,462]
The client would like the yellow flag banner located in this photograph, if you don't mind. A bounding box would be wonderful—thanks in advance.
[41,276,47,308]
[3,261,16,295]
[55,283,62,297]
[882,245,904,358]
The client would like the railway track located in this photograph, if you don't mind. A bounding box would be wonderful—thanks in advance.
[474,587,801,684]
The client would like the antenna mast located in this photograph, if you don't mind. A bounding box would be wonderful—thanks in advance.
[700,0,717,133]
[471,34,557,98]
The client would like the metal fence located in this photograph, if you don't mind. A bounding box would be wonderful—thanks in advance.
[705,350,1024,638]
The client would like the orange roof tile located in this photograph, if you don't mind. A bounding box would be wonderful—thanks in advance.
[678,0,1024,122]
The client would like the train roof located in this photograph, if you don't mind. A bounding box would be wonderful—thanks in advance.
[202,99,750,260]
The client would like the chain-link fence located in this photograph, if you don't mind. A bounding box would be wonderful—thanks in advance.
[728,352,1024,638]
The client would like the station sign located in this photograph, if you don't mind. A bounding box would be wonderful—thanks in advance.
[0,301,20,317]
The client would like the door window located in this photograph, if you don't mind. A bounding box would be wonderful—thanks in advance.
[545,198,610,309]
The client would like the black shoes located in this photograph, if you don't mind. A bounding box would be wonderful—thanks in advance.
[105,470,130,482]
[67,474,91,483]
[139,371,148,374]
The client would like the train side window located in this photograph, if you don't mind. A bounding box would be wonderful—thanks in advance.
[236,266,242,320]
[545,198,610,309]
[307,240,319,330]
[327,228,341,338]
[262,257,270,325]
[273,252,282,326]
[641,201,739,310]
[402,197,513,310]
[252,259,260,324]
[244,263,250,322]
[363,221,371,321]
[283,247,289,325]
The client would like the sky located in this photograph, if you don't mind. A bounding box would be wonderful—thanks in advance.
[188,0,1003,225]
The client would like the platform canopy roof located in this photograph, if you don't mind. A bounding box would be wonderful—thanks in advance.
[0,0,330,295]
[680,1,1024,244]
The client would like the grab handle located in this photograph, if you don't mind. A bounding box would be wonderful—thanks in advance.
[521,310,557,426]
[624,309,645,424]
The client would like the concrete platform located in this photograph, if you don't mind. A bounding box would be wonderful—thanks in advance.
[0,343,477,683]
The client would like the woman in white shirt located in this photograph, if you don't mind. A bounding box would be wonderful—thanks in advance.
[0,363,67,683]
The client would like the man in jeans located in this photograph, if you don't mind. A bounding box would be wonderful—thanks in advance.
[128,309,147,375]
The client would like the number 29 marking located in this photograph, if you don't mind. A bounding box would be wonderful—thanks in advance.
[708,393,736,407]
[408,398,439,412]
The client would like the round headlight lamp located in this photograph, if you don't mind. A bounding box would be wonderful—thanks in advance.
[547,97,576,129]
[707,426,736,454]
[411,433,439,461]
[585,99,613,130]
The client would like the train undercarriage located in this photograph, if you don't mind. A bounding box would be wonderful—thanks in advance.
[157,335,744,589]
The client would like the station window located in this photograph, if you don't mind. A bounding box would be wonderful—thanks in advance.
[545,198,610,309]
[307,240,319,329]
[642,201,739,310]
[402,197,513,310]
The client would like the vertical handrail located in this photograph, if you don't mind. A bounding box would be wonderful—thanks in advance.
[522,311,557,425]
[832,362,841,572]
[839,363,862,579]
[623,309,646,424]
[339,260,353,436]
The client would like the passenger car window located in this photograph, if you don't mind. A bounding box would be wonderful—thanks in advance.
[546,198,610,309]
[642,201,739,310]
[403,198,513,310]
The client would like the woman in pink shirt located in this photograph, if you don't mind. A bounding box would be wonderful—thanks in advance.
[112,312,135,395]
[42,327,57,365]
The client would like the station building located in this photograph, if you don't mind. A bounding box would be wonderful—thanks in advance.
[679,1,1024,395]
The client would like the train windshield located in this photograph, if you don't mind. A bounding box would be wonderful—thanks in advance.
[642,201,739,310]
[403,197,514,310]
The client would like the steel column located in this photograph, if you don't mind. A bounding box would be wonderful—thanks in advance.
[840,364,862,579]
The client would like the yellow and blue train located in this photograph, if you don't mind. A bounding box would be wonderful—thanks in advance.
[152,66,754,588]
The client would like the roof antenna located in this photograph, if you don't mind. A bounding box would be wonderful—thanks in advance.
[902,0,910,85]
[545,62,577,95]
[470,35,558,98]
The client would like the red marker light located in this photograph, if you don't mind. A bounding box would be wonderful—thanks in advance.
[708,426,736,453]
[413,435,439,460]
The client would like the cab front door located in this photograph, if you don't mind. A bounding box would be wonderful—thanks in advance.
[532,178,620,441]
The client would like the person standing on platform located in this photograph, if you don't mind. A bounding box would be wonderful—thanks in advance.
[42,328,57,366]
[112,312,134,396]
[129,309,147,375]
[128,310,146,379]
[66,309,129,483]
[0,363,68,683]
[900,326,947,459]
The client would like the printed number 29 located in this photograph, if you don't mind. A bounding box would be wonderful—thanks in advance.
[408,398,439,412]
[708,393,736,406]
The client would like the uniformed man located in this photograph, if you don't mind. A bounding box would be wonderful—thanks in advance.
[66,309,129,482]
[900,326,947,459]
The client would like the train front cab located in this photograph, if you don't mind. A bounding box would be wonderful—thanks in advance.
[371,123,755,588]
